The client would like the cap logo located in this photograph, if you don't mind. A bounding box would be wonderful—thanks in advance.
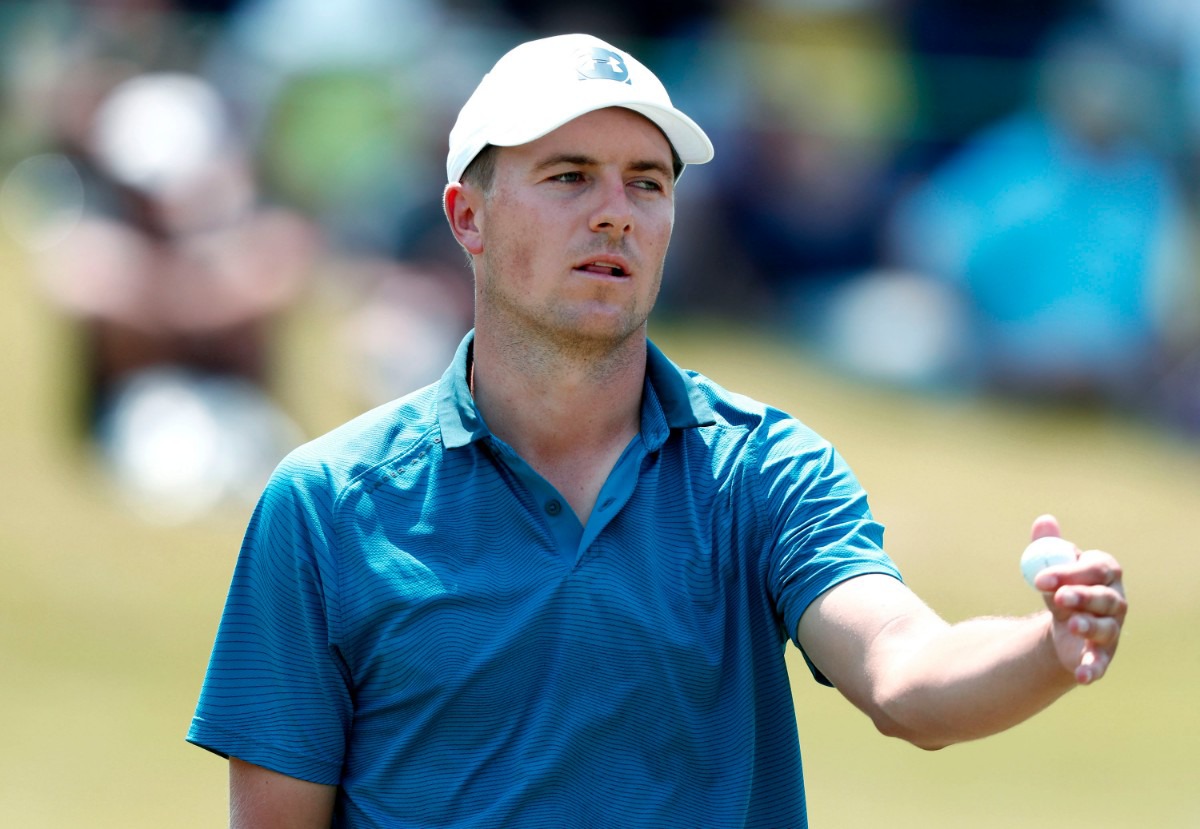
[576,47,632,84]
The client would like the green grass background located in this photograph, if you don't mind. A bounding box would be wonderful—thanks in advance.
[2,232,1197,827]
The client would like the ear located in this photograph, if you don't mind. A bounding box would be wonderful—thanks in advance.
[443,182,484,256]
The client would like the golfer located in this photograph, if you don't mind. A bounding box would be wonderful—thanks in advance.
[188,33,1127,828]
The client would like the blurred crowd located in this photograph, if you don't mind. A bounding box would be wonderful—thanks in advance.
[1,0,1198,520]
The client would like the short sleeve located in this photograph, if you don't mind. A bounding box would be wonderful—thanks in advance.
[187,455,352,784]
[755,415,903,683]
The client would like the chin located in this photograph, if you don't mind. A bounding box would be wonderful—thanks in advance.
[550,311,648,349]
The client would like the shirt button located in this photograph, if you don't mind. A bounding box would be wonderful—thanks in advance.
[545,499,563,516]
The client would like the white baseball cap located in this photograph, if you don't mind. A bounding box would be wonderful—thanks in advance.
[446,33,714,183]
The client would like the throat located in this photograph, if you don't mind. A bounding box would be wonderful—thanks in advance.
[525,430,638,525]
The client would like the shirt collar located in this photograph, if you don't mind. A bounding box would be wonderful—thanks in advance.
[437,332,485,449]
[437,330,716,450]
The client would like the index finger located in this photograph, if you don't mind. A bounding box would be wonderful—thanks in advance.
[1034,549,1123,593]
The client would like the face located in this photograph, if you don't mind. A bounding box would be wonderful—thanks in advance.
[452,107,676,352]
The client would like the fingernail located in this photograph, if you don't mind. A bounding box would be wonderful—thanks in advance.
[1074,617,1090,635]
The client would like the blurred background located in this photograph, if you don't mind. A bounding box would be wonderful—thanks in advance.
[0,0,1197,826]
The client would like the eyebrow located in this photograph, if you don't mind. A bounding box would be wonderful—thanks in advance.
[534,153,674,178]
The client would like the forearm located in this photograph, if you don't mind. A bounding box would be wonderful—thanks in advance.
[799,575,1090,751]
[871,611,1077,750]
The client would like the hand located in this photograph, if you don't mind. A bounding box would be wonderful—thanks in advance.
[1029,514,1127,685]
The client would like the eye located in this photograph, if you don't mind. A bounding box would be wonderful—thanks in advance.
[550,171,585,183]
[631,178,665,192]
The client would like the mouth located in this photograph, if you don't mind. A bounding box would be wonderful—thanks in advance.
[575,258,630,278]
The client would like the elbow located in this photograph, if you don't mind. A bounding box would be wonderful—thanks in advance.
[869,705,958,752]
[904,733,954,752]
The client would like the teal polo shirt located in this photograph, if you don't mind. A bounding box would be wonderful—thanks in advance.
[188,331,901,828]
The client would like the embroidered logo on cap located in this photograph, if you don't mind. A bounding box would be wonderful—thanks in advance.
[576,47,632,84]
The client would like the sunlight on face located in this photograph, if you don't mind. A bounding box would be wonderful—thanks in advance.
[474,107,677,353]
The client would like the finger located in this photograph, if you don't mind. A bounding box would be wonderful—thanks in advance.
[1066,613,1122,647]
[1032,563,1079,593]
[1056,584,1127,619]
[1077,549,1124,588]
[1036,551,1123,593]
[1075,646,1111,685]
[1029,513,1062,542]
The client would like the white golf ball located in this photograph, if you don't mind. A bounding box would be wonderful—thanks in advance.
[1020,536,1076,588]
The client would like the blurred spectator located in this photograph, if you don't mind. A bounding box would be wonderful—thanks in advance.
[209,0,447,241]
[894,0,1085,165]
[20,69,315,520]
[4,0,1198,463]
[669,4,915,322]
[200,0,479,407]
[880,21,1195,408]
[334,260,473,408]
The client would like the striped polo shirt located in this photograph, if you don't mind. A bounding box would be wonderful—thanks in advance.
[188,331,901,828]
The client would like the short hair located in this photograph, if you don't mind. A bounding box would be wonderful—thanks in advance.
[460,144,499,192]
[667,145,684,180]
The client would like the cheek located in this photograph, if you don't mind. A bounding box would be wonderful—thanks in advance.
[479,215,544,290]
[644,214,674,267]
[483,194,553,253]
[644,202,674,244]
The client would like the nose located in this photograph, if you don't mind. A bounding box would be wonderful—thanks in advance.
[588,178,633,238]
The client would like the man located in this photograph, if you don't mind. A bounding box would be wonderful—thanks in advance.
[188,34,1127,828]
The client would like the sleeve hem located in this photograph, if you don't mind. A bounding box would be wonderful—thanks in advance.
[186,718,343,786]
[787,567,905,687]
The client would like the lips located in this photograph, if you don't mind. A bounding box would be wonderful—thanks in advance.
[576,258,630,277]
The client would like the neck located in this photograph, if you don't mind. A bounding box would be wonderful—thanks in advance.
[469,326,646,522]
[472,325,646,449]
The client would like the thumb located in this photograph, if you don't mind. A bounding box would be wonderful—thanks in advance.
[1030,513,1062,542]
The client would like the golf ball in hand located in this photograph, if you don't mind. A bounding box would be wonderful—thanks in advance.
[1020,536,1076,588]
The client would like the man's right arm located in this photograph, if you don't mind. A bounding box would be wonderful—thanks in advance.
[230,757,337,829]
